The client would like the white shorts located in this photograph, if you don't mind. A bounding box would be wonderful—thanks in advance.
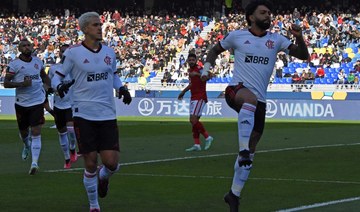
[190,99,206,117]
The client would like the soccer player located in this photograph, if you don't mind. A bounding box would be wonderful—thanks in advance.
[4,38,52,175]
[52,12,131,212]
[200,1,309,211]
[178,53,213,151]
[48,44,78,169]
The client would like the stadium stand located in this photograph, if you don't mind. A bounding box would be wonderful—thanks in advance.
[0,1,360,93]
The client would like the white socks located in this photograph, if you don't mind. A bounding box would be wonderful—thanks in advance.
[99,164,120,180]
[231,153,255,197]
[67,126,76,150]
[238,103,256,151]
[59,132,70,160]
[83,170,99,209]
[31,135,41,164]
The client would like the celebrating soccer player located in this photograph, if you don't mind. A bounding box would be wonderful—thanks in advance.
[4,38,52,175]
[200,1,309,211]
[52,12,131,212]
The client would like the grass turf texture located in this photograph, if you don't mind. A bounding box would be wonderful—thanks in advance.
[0,115,360,211]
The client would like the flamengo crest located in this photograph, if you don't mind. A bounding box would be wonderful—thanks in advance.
[104,56,111,65]
[265,39,275,49]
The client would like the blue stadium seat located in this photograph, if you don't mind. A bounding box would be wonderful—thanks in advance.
[285,78,292,84]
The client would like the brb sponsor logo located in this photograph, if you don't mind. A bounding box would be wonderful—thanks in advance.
[245,54,269,64]
[87,72,108,82]
[138,98,154,116]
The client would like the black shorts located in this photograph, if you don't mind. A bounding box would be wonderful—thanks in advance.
[54,106,73,130]
[15,103,45,131]
[73,117,120,154]
[225,85,266,134]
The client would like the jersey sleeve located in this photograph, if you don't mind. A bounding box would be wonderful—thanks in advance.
[219,31,235,50]
[60,49,74,77]
[6,61,17,75]
[277,34,292,54]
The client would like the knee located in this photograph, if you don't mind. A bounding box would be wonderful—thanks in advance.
[190,117,198,126]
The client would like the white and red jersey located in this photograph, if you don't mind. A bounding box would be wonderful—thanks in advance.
[48,63,72,109]
[220,29,292,102]
[7,57,45,107]
[55,43,117,121]
[189,65,207,102]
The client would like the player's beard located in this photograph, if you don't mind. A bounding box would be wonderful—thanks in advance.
[22,51,32,57]
[256,19,271,31]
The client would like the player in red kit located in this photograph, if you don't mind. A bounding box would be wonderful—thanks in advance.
[178,53,214,151]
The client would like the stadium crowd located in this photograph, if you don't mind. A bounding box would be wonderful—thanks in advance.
[0,3,360,90]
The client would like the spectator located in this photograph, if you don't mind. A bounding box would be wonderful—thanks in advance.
[137,73,147,90]
[315,67,325,78]
[303,69,315,89]
[161,69,172,87]
[291,71,303,92]
[337,69,346,89]
[346,72,355,88]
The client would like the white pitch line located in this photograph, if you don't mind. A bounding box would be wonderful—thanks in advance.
[118,173,360,185]
[277,196,360,212]
[45,142,360,173]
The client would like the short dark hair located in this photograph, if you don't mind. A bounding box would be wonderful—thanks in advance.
[187,53,197,59]
[245,0,273,26]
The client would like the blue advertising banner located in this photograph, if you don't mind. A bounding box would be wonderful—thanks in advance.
[115,97,360,120]
[1,96,360,120]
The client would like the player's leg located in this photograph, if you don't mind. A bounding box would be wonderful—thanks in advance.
[229,103,265,196]
[64,107,78,162]
[54,107,71,168]
[74,117,101,211]
[28,103,45,175]
[224,85,258,210]
[98,119,121,198]
[15,104,32,160]
[187,100,212,151]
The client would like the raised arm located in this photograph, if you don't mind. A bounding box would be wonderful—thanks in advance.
[201,43,226,81]
[288,24,310,60]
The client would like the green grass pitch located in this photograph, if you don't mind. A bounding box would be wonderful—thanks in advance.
[0,115,360,211]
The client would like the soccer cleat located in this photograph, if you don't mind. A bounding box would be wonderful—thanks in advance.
[64,159,71,169]
[204,136,214,150]
[70,150,78,163]
[224,190,239,212]
[89,208,100,212]
[29,162,39,175]
[185,145,201,152]
[98,166,109,198]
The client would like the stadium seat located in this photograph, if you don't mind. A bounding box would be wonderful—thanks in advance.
[348,52,355,59]
[345,48,353,54]
[285,78,292,84]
